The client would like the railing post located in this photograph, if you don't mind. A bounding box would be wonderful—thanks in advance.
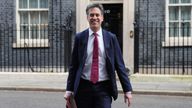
[182,22,185,74]
[134,22,139,73]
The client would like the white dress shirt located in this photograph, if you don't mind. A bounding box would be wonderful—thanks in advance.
[81,28,109,81]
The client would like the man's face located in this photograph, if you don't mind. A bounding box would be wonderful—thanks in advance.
[87,7,104,32]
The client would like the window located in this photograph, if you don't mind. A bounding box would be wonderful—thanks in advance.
[15,0,49,48]
[165,0,192,46]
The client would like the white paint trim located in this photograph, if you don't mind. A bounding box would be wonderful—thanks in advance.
[162,37,192,47]
[13,39,49,48]
[16,0,20,43]
[76,0,90,32]
[165,1,192,47]
[123,0,135,74]
[90,0,123,4]
[76,0,123,32]
[15,0,49,48]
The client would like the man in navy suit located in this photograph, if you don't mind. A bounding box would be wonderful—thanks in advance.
[64,3,132,108]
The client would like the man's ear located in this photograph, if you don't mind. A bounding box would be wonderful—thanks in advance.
[87,15,89,21]
[101,15,104,22]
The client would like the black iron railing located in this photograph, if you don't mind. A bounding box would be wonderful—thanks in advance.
[0,24,72,73]
[134,22,192,75]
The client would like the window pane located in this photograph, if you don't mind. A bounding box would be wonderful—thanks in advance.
[169,0,179,3]
[30,12,39,24]
[29,0,38,8]
[169,22,179,37]
[20,26,29,39]
[20,12,28,24]
[181,6,191,20]
[30,26,39,39]
[180,22,191,37]
[40,0,49,8]
[19,0,28,8]
[169,7,179,20]
[40,12,48,24]
[181,0,191,3]
[40,25,48,39]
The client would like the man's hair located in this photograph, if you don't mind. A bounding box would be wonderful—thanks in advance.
[86,3,104,15]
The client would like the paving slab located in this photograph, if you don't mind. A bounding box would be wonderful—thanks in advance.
[0,72,191,96]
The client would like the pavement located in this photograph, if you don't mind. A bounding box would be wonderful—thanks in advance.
[0,72,192,96]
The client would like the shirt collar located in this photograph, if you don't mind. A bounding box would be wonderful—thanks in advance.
[89,28,102,37]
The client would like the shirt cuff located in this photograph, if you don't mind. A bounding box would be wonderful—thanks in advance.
[125,91,132,95]
[65,91,74,97]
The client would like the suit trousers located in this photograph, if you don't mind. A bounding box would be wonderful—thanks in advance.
[75,78,112,108]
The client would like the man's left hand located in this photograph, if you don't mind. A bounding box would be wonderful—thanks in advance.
[124,92,132,107]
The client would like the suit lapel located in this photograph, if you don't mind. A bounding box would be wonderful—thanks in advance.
[103,30,111,63]
[81,29,89,61]
[103,30,110,48]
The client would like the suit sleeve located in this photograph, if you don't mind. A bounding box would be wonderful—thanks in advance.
[66,35,79,91]
[113,35,132,92]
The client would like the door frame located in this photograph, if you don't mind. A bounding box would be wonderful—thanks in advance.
[76,0,135,74]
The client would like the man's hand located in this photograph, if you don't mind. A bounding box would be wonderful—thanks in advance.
[64,91,73,100]
[64,91,73,108]
[124,92,132,107]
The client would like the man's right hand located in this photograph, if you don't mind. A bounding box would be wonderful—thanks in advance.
[64,91,73,100]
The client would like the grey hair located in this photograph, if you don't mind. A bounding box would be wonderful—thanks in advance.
[86,3,104,15]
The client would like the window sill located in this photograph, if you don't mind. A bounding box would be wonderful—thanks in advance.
[13,41,50,48]
[162,41,192,47]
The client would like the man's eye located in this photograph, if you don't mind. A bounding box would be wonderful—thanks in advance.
[90,14,100,17]
[90,14,94,17]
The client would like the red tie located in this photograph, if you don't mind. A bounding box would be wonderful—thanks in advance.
[90,33,99,84]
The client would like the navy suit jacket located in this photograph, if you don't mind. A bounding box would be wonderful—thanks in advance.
[66,29,132,100]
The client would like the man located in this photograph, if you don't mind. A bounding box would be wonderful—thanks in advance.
[64,3,132,108]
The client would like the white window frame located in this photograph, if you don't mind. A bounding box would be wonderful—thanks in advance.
[164,0,192,47]
[14,0,49,48]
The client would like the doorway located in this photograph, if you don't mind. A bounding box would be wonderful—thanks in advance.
[102,4,123,51]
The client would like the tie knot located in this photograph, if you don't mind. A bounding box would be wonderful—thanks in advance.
[93,33,98,37]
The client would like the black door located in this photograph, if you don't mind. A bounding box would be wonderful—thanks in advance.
[102,4,123,52]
